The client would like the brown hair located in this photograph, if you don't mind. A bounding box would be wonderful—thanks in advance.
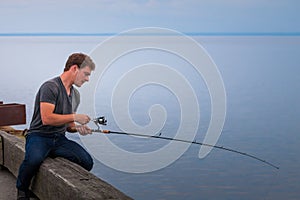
[64,53,95,72]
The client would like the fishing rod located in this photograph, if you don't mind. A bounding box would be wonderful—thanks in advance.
[89,116,279,170]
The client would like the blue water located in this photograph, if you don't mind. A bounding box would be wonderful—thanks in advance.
[1,35,299,199]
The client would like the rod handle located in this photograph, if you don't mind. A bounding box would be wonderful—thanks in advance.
[67,126,77,133]
[102,130,110,134]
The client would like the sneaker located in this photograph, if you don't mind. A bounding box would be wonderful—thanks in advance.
[17,190,29,200]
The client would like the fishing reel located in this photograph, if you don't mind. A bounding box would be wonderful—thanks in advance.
[92,116,107,130]
[96,116,107,125]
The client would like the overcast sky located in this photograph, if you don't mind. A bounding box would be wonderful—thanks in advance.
[0,0,299,34]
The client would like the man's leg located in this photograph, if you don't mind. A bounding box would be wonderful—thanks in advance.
[51,135,93,171]
[16,134,51,193]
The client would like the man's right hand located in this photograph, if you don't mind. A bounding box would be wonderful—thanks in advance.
[76,125,92,136]
[74,114,90,125]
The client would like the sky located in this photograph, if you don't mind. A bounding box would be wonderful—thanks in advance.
[0,0,299,35]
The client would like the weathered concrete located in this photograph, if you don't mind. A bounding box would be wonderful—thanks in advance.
[0,131,132,200]
[1,131,24,178]
[0,167,18,200]
[0,136,3,166]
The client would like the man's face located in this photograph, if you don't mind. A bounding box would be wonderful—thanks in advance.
[74,66,92,87]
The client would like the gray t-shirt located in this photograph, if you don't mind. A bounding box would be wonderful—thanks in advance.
[28,76,80,135]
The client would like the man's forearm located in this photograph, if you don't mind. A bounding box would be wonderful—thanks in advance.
[42,113,74,126]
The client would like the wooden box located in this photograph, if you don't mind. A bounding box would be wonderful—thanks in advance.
[0,103,26,126]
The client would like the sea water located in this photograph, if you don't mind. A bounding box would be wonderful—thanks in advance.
[0,35,299,200]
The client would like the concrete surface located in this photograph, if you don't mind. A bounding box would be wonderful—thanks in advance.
[0,131,132,200]
[0,167,17,200]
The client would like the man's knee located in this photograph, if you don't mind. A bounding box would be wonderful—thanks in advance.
[83,155,94,171]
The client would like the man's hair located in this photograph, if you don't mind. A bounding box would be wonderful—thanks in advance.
[64,53,95,72]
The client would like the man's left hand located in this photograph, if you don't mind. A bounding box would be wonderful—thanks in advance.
[76,125,92,136]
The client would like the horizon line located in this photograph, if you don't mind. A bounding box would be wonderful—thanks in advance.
[0,32,300,37]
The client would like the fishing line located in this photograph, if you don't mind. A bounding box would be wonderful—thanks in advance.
[89,116,279,170]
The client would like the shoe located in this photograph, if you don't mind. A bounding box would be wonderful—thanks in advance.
[17,189,29,200]
[28,190,38,199]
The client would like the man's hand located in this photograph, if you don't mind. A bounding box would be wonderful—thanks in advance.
[74,114,90,125]
[76,125,92,136]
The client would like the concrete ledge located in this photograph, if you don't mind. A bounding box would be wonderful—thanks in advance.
[0,131,132,200]
[0,131,23,177]
[0,136,3,166]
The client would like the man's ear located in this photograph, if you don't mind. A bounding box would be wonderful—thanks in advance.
[70,64,78,72]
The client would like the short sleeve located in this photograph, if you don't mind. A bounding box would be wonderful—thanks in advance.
[39,81,59,105]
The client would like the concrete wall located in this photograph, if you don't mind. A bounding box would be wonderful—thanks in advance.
[0,136,3,166]
[0,131,132,200]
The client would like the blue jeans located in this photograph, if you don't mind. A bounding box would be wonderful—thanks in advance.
[16,132,93,191]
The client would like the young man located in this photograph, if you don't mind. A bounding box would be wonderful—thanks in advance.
[16,53,95,200]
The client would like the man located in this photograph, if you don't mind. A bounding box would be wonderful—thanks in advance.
[16,53,95,199]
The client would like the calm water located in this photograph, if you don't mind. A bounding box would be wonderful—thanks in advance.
[0,35,299,199]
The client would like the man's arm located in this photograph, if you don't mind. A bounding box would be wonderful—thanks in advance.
[40,102,90,126]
